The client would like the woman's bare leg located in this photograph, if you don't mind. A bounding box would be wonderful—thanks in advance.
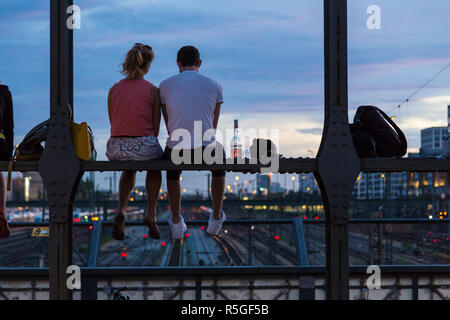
[117,171,137,218]
[145,170,162,221]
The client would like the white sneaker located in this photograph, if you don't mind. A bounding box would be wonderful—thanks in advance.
[169,216,187,240]
[207,210,226,235]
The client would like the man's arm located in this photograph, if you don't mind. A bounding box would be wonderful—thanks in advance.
[213,103,222,130]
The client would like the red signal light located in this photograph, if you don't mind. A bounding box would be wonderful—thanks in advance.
[160,242,166,246]
[73,218,76,222]
[89,225,93,230]
[143,234,148,238]
[76,218,80,222]
[201,226,205,230]
[186,233,190,237]
[121,252,127,258]
[315,217,319,220]
[274,236,280,240]
[304,216,307,220]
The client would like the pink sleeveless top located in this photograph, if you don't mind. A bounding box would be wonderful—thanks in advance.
[109,78,155,137]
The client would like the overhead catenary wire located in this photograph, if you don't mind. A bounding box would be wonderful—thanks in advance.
[388,62,450,115]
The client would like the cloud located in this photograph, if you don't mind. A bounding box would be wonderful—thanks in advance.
[296,128,323,135]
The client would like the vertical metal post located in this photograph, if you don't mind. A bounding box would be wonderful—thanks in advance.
[82,221,102,300]
[315,0,360,300]
[39,0,81,300]
[293,217,310,266]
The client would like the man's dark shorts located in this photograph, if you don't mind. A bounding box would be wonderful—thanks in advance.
[163,144,226,181]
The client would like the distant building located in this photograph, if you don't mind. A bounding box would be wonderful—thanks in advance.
[298,173,319,193]
[354,172,409,200]
[270,182,285,193]
[7,172,44,202]
[23,172,44,201]
[10,176,24,201]
[256,174,271,195]
[420,127,447,157]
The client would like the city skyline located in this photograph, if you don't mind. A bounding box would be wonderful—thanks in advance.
[1,0,449,191]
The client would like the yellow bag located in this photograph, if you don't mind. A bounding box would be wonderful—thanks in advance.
[70,121,94,161]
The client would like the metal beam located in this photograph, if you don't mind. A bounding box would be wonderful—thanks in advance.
[3,157,450,173]
[316,0,357,300]
[38,0,81,300]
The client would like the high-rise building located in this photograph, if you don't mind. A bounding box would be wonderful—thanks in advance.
[420,127,447,157]
[256,174,271,195]
[298,173,319,193]
[23,172,44,201]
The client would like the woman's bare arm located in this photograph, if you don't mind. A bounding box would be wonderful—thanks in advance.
[107,87,113,123]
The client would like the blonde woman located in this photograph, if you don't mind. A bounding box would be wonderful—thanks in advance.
[107,43,163,240]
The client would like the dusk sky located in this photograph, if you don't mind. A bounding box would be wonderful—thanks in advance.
[1,0,449,193]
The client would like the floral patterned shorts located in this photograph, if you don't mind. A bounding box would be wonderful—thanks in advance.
[106,136,163,161]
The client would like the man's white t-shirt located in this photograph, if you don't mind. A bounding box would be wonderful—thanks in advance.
[160,70,224,149]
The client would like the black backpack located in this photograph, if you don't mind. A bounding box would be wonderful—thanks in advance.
[7,120,49,191]
[14,120,49,161]
[350,106,407,157]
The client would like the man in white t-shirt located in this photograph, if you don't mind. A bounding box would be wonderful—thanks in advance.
[160,45,226,239]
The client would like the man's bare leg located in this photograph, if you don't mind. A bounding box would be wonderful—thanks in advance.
[167,179,181,223]
[211,176,225,219]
